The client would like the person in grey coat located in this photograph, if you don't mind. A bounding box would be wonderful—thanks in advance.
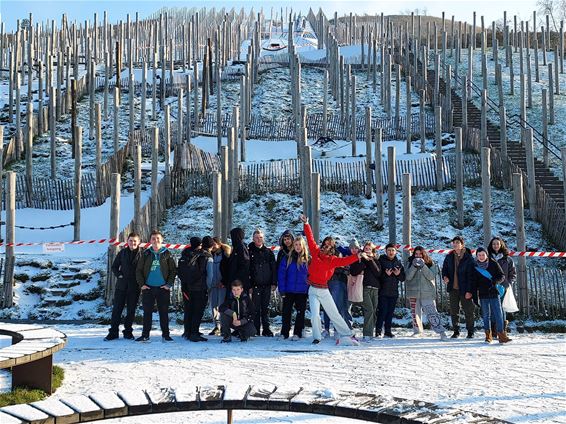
[405,246,447,340]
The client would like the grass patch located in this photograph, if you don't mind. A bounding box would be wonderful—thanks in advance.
[0,365,65,407]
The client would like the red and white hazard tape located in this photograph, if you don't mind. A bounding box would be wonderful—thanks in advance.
[0,238,565,258]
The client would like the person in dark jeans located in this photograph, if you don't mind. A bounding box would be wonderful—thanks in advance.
[376,244,405,338]
[105,232,142,341]
[442,236,477,339]
[178,236,214,342]
[248,229,276,336]
[219,280,257,343]
[135,229,177,342]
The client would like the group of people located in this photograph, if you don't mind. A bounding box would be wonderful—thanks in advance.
[105,217,516,345]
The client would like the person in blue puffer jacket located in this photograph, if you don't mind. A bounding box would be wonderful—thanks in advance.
[277,236,310,340]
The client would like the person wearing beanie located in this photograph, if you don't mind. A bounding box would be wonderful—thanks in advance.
[471,247,511,343]
[177,235,214,342]
[441,236,477,339]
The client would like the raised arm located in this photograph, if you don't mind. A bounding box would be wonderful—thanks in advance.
[302,221,320,257]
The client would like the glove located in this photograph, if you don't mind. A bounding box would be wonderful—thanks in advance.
[413,258,425,268]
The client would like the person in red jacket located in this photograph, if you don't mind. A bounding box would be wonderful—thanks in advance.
[300,215,363,345]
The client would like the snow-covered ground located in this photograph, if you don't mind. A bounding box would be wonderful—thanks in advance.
[2,324,562,423]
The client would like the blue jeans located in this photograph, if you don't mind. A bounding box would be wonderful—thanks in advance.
[376,295,398,335]
[323,280,352,331]
[481,297,504,333]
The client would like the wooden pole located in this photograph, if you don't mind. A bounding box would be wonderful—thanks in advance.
[25,102,33,206]
[73,126,82,241]
[512,173,528,315]
[387,145,396,243]
[134,144,142,231]
[435,105,443,190]
[95,103,102,203]
[455,127,464,229]
[405,75,412,154]
[542,88,549,167]
[220,146,229,242]
[374,128,384,229]
[481,147,492,246]
[213,171,223,239]
[561,148,566,215]
[3,172,16,308]
[524,128,537,220]
[365,106,372,198]
[107,172,121,306]
[402,173,412,263]
[113,86,120,152]
[151,126,159,229]
[164,105,171,208]
[311,172,321,243]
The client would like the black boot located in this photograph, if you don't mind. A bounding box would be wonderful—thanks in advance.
[450,328,460,339]
[466,330,474,339]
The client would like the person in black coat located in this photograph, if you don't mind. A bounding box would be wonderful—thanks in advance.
[471,247,511,343]
[219,280,257,343]
[105,232,142,341]
[177,236,214,342]
[376,243,405,338]
[227,227,250,291]
[249,229,277,337]
[441,236,476,339]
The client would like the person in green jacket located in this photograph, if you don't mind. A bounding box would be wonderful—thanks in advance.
[405,246,447,340]
[135,229,177,342]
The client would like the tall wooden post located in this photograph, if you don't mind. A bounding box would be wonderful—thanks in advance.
[524,128,537,220]
[213,171,223,239]
[113,86,120,152]
[561,148,566,216]
[221,146,230,242]
[365,107,372,198]
[405,75,412,154]
[387,146,396,243]
[374,128,384,229]
[513,173,528,315]
[435,105,443,190]
[106,172,121,306]
[455,127,464,229]
[3,172,16,308]
[481,147,492,246]
[151,126,159,229]
[134,144,142,231]
[73,126,82,241]
[311,173,321,243]
[402,173,412,263]
[25,102,33,206]
[95,103,102,203]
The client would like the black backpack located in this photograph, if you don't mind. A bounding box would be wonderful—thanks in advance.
[179,251,207,291]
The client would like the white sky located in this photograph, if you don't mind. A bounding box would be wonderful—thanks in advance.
[0,0,542,32]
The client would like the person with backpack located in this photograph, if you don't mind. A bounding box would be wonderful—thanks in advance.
[376,243,405,338]
[405,246,447,340]
[471,247,511,343]
[208,237,231,336]
[219,280,257,343]
[300,214,362,345]
[178,236,214,342]
[249,229,277,337]
[441,236,476,339]
[350,241,381,341]
[105,232,142,341]
[278,236,309,340]
[227,228,251,292]
[487,236,516,336]
[135,230,177,342]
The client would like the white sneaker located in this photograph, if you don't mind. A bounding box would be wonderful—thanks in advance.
[290,335,300,341]
[321,330,330,339]
[336,336,360,346]
[440,332,448,341]
[411,331,423,338]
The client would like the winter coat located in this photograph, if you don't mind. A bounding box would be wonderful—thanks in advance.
[441,248,475,295]
[275,230,295,283]
[491,254,517,289]
[277,252,309,294]
[378,255,405,297]
[471,259,505,299]
[211,250,227,289]
[227,228,251,290]
[249,243,276,287]
[177,247,213,293]
[219,292,255,325]
[350,256,381,288]
[136,247,177,288]
[405,260,439,300]
[111,247,142,291]
[303,223,359,289]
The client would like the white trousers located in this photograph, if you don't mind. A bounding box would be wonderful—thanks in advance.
[309,286,353,341]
